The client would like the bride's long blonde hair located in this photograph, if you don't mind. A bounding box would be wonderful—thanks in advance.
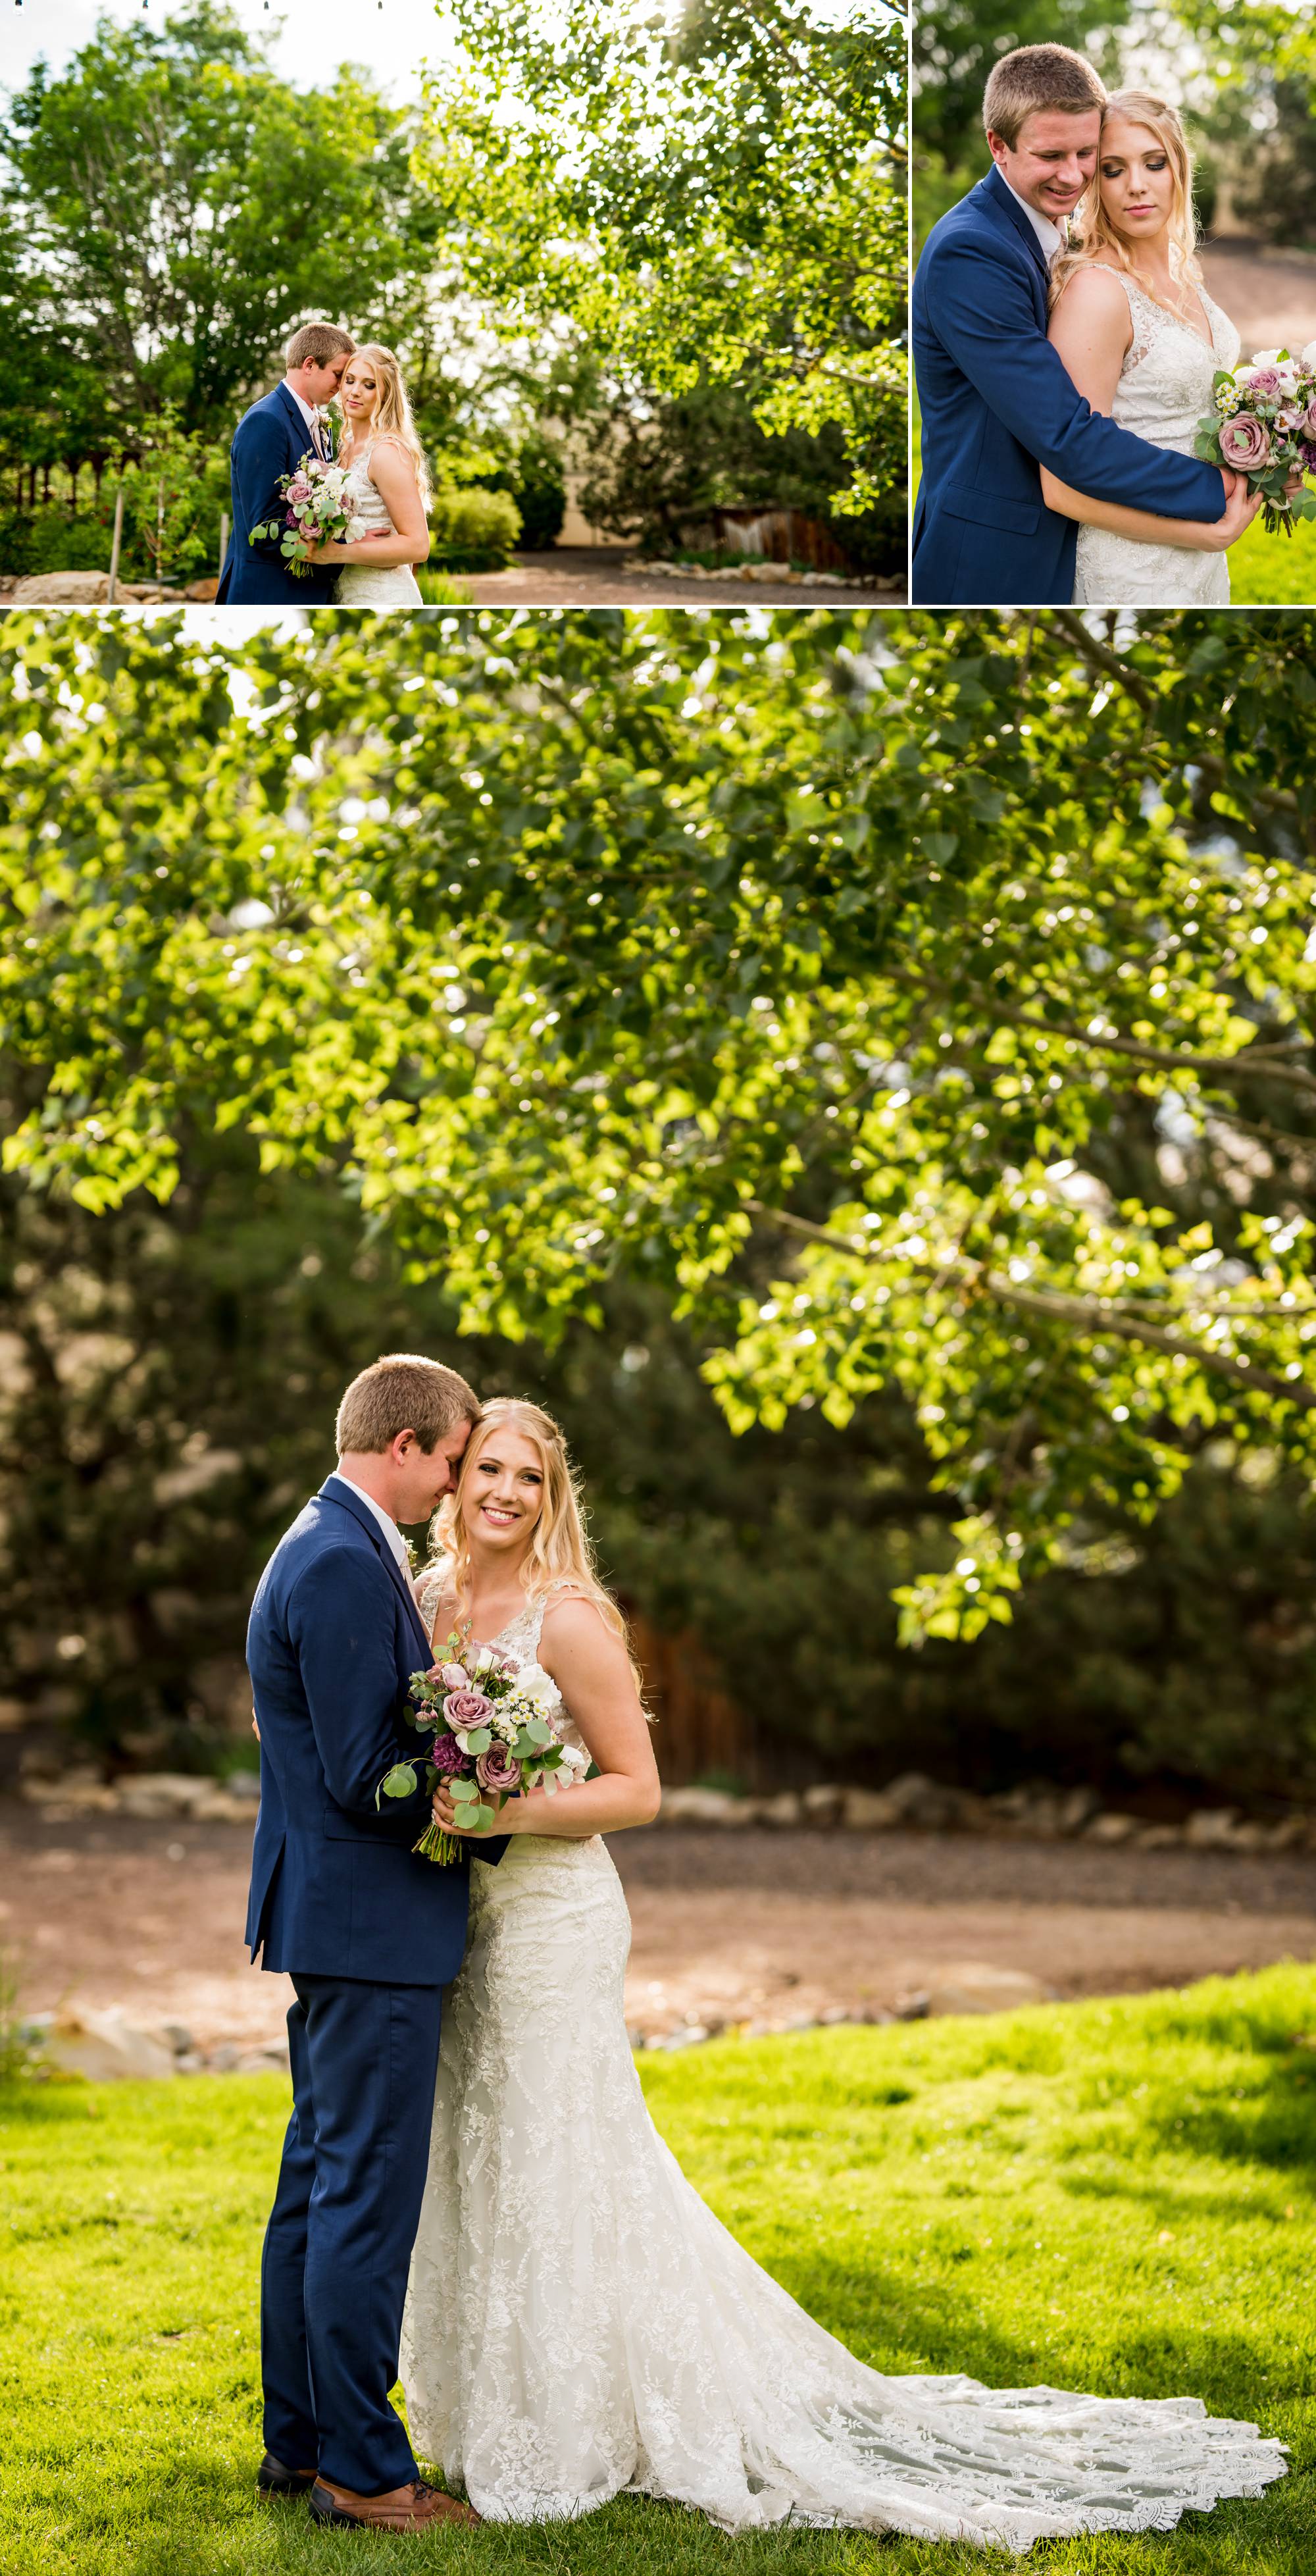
[1050,91,1202,317]
[426,1399,641,1682]
[339,342,432,509]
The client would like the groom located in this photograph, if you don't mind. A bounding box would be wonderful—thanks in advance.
[216,322,355,606]
[912,43,1242,605]
[245,1353,507,2531]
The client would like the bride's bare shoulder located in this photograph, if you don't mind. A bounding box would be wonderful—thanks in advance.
[1057,259,1135,311]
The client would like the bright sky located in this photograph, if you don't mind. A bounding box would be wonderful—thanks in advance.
[3,0,454,103]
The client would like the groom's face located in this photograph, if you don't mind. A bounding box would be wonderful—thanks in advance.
[303,353,352,409]
[990,110,1100,220]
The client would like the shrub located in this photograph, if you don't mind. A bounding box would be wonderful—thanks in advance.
[429,484,521,569]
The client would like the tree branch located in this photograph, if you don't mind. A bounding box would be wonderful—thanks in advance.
[745,1200,1316,1414]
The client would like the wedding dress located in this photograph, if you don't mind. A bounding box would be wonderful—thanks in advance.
[333,437,422,607]
[400,1580,1286,2552]
[1072,271,1241,607]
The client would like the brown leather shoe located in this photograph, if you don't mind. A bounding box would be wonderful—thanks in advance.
[309,2477,480,2531]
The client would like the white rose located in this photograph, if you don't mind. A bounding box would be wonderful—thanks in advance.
[516,1663,557,1705]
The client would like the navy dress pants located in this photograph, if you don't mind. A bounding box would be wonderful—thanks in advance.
[260,1973,443,2494]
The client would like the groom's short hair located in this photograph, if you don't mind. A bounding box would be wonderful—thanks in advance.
[286,321,357,371]
[336,1354,480,1456]
[983,45,1105,148]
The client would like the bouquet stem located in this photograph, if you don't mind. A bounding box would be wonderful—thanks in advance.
[1262,502,1295,538]
[413,1816,463,1865]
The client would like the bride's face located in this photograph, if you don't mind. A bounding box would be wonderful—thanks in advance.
[462,1426,546,1555]
[340,359,380,427]
[1098,118,1175,245]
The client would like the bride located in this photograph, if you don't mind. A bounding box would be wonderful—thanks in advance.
[1042,92,1262,604]
[306,342,430,605]
[399,1398,1286,2550]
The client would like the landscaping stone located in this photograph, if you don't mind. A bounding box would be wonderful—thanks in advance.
[1184,1809,1243,1850]
[9,572,178,605]
[45,2007,176,2081]
[1084,1813,1142,1845]
[919,1965,1056,2017]
[759,1791,804,1828]
[841,1788,901,1830]
[800,1784,845,1827]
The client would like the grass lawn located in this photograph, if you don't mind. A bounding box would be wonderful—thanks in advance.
[1,1965,1312,2575]
[1228,511,1316,605]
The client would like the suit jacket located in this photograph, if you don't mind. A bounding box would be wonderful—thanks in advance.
[911,165,1227,606]
[245,1474,506,1983]
[216,383,339,607]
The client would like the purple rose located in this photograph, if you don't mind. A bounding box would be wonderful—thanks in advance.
[1218,413,1271,471]
[1302,401,1316,442]
[1302,441,1316,475]
[1239,367,1282,401]
[430,1732,467,1776]
[286,474,311,501]
[443,1688,494,1729]
[476,1743,522,1793]
[433,1662,468,1691]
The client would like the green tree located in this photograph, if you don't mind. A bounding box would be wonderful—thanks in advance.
[3,2,422,446]
[1,608,1313,1659]
[414,0,907,517]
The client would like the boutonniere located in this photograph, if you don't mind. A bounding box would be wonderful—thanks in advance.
[403,1535,419,1572]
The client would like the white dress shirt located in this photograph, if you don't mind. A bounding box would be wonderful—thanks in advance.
[332,1470,411,1572]
[1001,177,1065,269]
[282,378,325,457]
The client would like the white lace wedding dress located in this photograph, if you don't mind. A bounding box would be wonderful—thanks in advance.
[400,1580,1286,2551]
[333,436,422,607]
[1072,270,1240,607]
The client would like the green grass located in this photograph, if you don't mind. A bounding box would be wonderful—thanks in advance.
[1228,509,1316,605]
[413,569,474,605]
[1,1966,1312,2574]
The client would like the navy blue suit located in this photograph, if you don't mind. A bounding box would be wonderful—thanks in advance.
[246,1473,505,2492]
[912,165,1227,605]
[216,383,339,607]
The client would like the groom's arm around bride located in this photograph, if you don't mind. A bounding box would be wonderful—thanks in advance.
[912,44,1232,606]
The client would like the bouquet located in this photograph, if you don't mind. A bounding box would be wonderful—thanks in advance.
[1194,345,1316,537]
[377,1632,590,1864]
[249,451,366,578]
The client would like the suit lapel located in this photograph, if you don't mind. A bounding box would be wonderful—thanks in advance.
[980,164,1051,289]
[319,1476,432,1662]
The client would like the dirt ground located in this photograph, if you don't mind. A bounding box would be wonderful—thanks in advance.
[3,1803,1313,2049]
[1199,245,1316,357]
[461,548,901,609]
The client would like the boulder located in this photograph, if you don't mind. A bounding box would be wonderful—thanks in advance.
[801,1783,845,1827]
[842,1788,901,1831]
[116,1772,211,1818]
[759,1791,804,1828]
[9,571,177,605]
[921,1965,1056,2018]
[1135,1824,1182,1851]
[46,2007,176,2081]
[1184,1809,1243,1850]
[656,1786,752,1827]
[1084,1812,1141,1845]
[880,1772,963,1834]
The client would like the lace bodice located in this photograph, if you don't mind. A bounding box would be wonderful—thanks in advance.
[333,436,422,607]
[1071,270,1240,607]
[413,1569,589,1766]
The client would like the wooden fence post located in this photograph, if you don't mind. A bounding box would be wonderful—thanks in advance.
[219,511,229,576]
[106,489,124,605]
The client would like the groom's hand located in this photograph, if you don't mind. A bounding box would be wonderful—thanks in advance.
[1217,477,1264,547]
[432,1782,514,1838]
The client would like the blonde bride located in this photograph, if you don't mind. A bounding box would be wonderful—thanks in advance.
[397,1399,1285,2549]
[307,342,431,606]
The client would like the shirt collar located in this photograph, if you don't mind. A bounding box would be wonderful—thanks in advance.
[281,378,320,436]
[333,1470,411,1572]
[1001,176,1065,266]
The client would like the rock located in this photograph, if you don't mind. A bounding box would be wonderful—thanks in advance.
[46,2007,176,2081]
[842,1788,901,1831]
[157,2022,195,2056]
[801,1784,845,1827]
[188,1790,258,1823]
[1135,1824,1182,1851]
[656,1786,752,1827]
[222,1771,261,1803]
[1184,1809,1242,1850]
[894,1991,930,2020]
[1084,1812,1141,1845]
[759,1791,804,1828]
[9,571,177,605]
[920,1965,1055,2018]
[116,1772,207,1819]
[209,2044,241,2072]
[1057,1786,1101,1836]
[234,2045,291,2075]
[185,578,219,600]
[881,1773,964,1830]
[1265,1818,1309,1851]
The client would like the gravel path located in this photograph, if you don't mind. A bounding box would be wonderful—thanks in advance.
[3,1805,1311,2050]
[461,548,901,608]
[1200,244,1316,356]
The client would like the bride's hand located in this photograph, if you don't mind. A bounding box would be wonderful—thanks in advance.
[432,1781,522,1838]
